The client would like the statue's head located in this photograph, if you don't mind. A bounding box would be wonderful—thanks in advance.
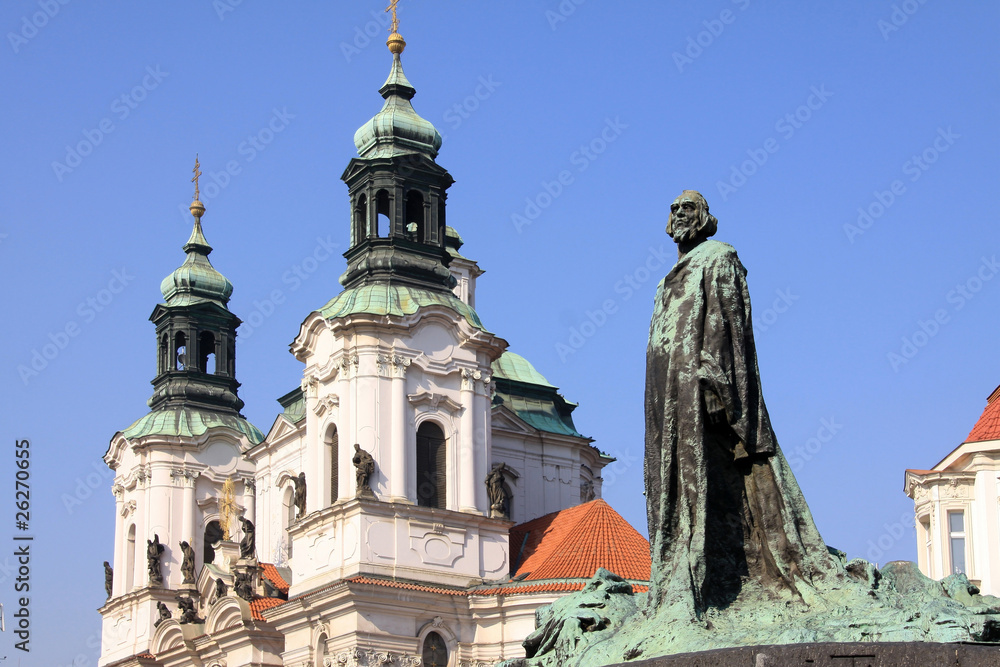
[104,561,110,567]
[354,443,361,451]
[298,472,305,480]
[180,540,189,549]
[667,190,718,243]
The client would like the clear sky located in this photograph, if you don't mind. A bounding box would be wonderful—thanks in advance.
[1,1,998,664]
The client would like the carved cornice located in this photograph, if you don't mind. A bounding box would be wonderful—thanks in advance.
[408,388,463,415]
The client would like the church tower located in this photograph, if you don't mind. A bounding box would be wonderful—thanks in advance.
[249,20,511,601]
[99,169,264,667]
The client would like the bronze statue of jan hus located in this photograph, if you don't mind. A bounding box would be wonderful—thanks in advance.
[645,190,837,617]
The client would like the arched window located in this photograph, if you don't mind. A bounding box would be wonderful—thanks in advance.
[282,485,295,558]
[174,332,187,370]
[204,521,223,565]
[421,631,448,667]
[198,331,216,374]
[315,632,328,667]
[125,524,136,591]
[326,425,339,504]
[354,194,368,244]
[416,422,446,509]
[375,189,391,237]
[405,190,425,242]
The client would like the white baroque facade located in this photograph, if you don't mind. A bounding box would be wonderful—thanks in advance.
[905,384,1000,596]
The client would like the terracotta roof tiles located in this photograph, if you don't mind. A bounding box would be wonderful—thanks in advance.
[250,596,286,620]
[261,563,290,594]
[510,499,650,582]
[965,384,1000,443]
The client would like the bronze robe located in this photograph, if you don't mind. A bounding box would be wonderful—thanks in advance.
[645,240,836,614]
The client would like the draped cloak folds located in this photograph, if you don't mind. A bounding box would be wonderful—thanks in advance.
[645,240,838,615]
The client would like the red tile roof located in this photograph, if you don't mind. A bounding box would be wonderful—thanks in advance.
[261,563,290,594]
[509,499,650,582]
[473,581,650,596]
[347,575,468,596]
[966,384,1000,443]
[250,596,286,620]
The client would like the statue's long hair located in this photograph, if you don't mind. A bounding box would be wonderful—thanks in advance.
[666,190,718,239]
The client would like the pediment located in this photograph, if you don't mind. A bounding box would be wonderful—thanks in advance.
[491,405,536,435]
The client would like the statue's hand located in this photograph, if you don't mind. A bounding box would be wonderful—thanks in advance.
[704,389,727,426]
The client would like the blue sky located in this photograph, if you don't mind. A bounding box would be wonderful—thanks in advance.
[1,1,998,664]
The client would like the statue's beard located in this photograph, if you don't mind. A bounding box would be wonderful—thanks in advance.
[671,220,700,243]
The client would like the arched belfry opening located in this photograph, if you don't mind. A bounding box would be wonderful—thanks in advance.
[405,190,425,241]
[416,422,447,509]
[375,189,391,238]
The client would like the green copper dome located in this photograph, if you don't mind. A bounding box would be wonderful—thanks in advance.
[160,213,234,307]
[353,53,442,159]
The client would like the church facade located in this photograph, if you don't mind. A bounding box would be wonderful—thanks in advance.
[98,27,648,667]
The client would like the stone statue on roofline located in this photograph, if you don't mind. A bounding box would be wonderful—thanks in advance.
[103,561,113,599]
[502,191,1000,667]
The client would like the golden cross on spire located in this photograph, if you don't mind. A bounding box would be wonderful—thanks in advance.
[386,0,400,34]
[191,154,203,202]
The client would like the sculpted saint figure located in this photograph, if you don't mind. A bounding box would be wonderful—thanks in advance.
[147,534,165,586]
[645,191,837,616]
[292,472,307,519]
[485,463,512,519]
[353,444,376,498]
[104,561,114,598]
[179,540,196,584]
[238,516,256,561]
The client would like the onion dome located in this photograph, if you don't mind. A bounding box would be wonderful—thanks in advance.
[353,51,443,159]
[159,199,234,307]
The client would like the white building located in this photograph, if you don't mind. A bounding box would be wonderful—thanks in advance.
[98,29,648,667]
[905,383,1000,596]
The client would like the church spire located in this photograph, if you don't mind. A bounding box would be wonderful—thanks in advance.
[146,157,244,414]
[339,3,456,292]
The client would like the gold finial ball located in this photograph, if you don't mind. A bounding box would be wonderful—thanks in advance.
[387,32,406,54]
[190,199,205,218]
